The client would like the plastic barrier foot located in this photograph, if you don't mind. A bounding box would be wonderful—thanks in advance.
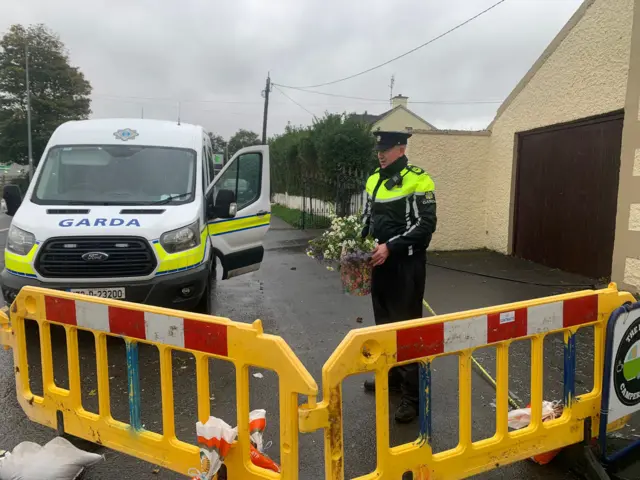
[556,444,609,480]
[603,437,640,480]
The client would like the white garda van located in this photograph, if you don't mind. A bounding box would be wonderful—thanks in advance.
[1,119,271,313]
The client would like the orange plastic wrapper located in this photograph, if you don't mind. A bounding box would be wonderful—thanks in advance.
[531,449,561,465]
[189,417,237,480]
[249,409,267,452]
[250,444,280,473]
[248,409,280,473]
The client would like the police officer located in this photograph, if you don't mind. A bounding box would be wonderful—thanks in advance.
[362,130,437,423]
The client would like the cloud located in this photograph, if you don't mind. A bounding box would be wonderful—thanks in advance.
[1,0,582,137]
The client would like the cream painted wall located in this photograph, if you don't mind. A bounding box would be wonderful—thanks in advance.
[629,204,640,231]
[485,0,634,253]
[624,258,640,290]
[407,130,490,251]
[372,107,433,132]
[612,0,640,293]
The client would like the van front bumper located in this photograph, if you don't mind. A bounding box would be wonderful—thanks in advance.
[0,264,210,310]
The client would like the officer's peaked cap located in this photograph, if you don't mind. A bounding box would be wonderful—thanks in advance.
[373,130,412,151]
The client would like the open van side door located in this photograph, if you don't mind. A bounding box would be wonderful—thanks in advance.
[205,145,270,279]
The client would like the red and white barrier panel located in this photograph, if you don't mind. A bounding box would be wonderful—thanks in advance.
[43,296,228,357]
[397,295,598,361]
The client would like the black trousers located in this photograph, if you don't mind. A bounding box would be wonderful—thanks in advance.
[371,250,426,406]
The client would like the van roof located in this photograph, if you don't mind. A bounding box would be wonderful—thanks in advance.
[48,119,205,149]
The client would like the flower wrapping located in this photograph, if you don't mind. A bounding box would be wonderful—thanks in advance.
[307,213,376,296]
[190,410,280,478]
[249,409,266,453]
[248,409,280,473]
[507,400,564,465]
[190,417,237,480]
[339,250,372,296]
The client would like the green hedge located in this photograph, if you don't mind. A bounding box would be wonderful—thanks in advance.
[269,113,376,198]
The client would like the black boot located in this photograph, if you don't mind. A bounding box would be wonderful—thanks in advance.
[363,378,402,393]
[394,398,418,423]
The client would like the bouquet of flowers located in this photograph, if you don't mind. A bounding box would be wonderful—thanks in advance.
[307,214,376,296]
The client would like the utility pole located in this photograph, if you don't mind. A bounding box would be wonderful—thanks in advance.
[25,43,34,181]
[389,74,395,106]
[261,73,271,144]
[141,105,144,119]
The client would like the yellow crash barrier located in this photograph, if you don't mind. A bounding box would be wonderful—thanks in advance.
[1,286,318,479]
[298,284,635,480]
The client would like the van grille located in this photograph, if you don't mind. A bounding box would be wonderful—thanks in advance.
[35,236,157,279]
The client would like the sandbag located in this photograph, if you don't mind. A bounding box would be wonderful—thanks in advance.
[0,437,103,480]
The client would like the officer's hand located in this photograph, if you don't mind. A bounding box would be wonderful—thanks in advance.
[371,243,389,266]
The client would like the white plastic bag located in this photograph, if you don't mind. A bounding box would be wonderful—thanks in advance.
[249,409,266,452]
[0,437,103,480]
[190,417,237,480]
[248,409,279,473]
[507,400,562,430]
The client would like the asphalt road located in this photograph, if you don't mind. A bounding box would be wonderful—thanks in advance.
[0,214,634,479]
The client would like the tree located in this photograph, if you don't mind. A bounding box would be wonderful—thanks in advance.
[269,123,310,196]
[269,113,375,215]
[312,113,376,176]
[207,132,227,156]
[227,129,260,157]
[0,24,92,165]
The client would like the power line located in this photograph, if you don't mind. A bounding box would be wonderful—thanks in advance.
[274,0,508,89]
[91,95,341,116]
[92,96,264,117]
[273,85,502,105]
[273,85,316,117]
[92,93,266,105]
[411,99,501,105]
[93,91,500,107]
[92,94,383,107]
[274,87,387,102]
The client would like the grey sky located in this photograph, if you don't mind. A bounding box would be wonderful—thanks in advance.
[1,0,583,138]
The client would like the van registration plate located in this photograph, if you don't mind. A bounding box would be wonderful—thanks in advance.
[70,288,125,299]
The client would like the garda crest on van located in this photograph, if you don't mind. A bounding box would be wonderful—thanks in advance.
[113,128,139,141]
[59,218,141,227]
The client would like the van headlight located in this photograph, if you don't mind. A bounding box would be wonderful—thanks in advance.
[7,225,36,256]
[160,221,201,253]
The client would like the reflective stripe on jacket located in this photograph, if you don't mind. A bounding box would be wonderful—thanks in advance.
[362,156,437,256]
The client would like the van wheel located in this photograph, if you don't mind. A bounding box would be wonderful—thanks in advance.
[194,278,212,314]
[194,261,214,314]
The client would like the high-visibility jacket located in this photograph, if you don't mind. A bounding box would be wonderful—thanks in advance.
[362,156,437,256]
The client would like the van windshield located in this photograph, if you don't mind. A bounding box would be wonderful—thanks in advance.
[33,145,197,205]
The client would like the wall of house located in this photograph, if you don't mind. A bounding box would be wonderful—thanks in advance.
[373,107,433,132]
[485,0,634,253]
[612,2,640,293]
[407,130,490,251]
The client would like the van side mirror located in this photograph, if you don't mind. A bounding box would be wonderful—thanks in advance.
[3,184,23,217]
[208,189,237,219]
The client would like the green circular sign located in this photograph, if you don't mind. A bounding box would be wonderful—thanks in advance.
[614,315,640,407]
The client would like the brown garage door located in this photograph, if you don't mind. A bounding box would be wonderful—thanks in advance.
[513,111,624,279]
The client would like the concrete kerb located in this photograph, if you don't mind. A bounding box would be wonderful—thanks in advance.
[266,215,325,251]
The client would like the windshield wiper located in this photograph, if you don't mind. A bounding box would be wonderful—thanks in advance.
[149,192,193,205]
